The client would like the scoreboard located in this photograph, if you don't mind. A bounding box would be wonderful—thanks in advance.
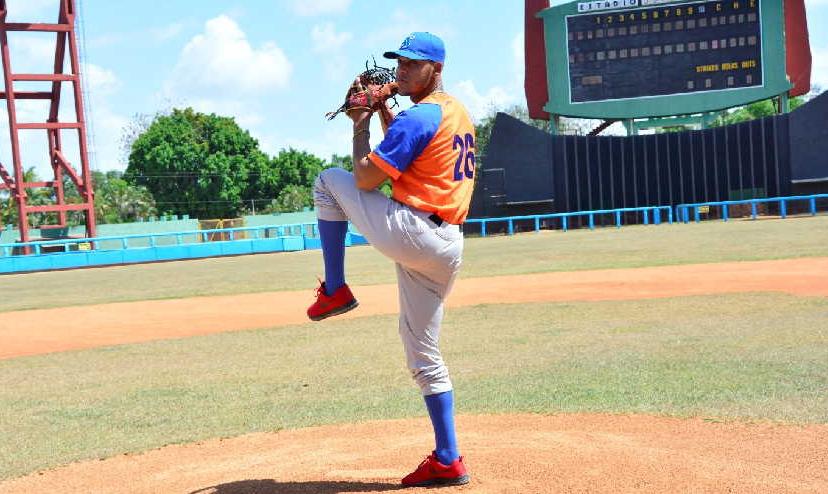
[568,0,762,102]
[538,0,791,119]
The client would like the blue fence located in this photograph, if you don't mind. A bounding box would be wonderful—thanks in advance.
[466,205,674,237]
[0,223,368,274]
[1,224,322,256]
[675,194,828,223]
[2,194,825,274]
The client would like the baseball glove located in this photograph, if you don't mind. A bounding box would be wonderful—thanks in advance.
[326,59,399,120]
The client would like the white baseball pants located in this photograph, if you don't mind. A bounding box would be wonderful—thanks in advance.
[313,167,463,395]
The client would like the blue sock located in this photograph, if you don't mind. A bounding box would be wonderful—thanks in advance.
[424,391,459,465]
[318,219,348,296]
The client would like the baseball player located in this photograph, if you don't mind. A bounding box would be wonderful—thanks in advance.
[307,32,475,487]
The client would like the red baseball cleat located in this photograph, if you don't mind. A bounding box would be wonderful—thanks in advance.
[307,282,358,321]
[401,453,469,487]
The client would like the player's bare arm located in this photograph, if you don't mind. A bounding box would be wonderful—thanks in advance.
[377,102,396,133]
[350,110,389,190]
[349,57,442,191]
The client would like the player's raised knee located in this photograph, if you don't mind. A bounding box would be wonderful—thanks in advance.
[315,167,352,191]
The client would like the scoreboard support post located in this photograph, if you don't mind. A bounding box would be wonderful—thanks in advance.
[550,115,561,135]
[779,92,790,114]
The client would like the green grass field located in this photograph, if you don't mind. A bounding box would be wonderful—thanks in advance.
[0,216,826,480]
[2,216,827,312]
[1,293,826,480]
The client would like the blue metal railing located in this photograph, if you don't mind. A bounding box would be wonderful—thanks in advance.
[0,194,828,258]
[675,194,828,223]
[0,223,320,257]
[465,205,674,237]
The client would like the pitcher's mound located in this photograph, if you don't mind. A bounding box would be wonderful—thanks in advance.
[1,414,826,493]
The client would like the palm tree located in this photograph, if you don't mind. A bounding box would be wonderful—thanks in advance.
[93,171,157,223]
[0,167,55,228]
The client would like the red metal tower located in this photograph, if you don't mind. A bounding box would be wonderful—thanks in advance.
[0,0,96,246]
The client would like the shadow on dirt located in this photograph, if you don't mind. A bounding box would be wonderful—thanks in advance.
[190,479,406,493]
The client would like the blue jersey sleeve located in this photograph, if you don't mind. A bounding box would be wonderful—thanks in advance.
[372,103,442,175]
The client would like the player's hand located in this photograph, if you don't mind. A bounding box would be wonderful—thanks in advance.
[325,63,398,121]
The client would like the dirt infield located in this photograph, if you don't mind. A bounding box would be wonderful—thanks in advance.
[1,414,826,493]
[1,257,827,493]
[1,257,827,360]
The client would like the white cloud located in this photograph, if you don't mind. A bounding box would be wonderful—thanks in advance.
[87,105,130,171]
[80,65,128,170]
[8,35,55,73]
[363,10,420,47]
[512,31,525,90]
[311,23,352,52]
[83,63,120,95]
[157,15,294,166]
[164,15,292,97]
[88,33,127,49]
[812,48,828,90]
[311,23,353,81]
[363,9,456,54]
[270,127,348,161]
[3,0,55,22]
[805,0,828,7]
[261,118,388,162]
[185,98,265,129]
[151,22,186,42]
[513,31,524,70]
[451,80,517,123]
[290,0,351,17]
[0,103,51,175]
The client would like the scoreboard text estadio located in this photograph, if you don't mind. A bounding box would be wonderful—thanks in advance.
[567,0,762,103]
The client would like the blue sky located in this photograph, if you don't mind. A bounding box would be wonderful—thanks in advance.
[2,0,827,179]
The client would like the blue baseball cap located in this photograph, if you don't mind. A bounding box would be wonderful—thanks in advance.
[383,32,445,63]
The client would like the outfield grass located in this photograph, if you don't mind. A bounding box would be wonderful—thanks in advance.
[1,292,825,479]
[2,216,827,312]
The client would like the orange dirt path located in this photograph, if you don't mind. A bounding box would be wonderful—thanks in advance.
[1,257,827,360]
[1,414,826,494]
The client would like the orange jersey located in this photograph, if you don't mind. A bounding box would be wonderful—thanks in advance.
[368,92,476,224]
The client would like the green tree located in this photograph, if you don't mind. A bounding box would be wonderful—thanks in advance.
[657,125,693,133]
[91,171,157,224]
[711,96,806,127]
[0,167,54,228]
[250,148,328,214]
[474,105,552,168]
[119,112,158,164]
[327,153,353,172]
[126,108,271,219]
[244,153,281,211]
[325,153,393,198]
[1,168,158,229]
[261,184,313,214]
[0,176,15,227]
[1,179,19,228]
[272,148,326,193]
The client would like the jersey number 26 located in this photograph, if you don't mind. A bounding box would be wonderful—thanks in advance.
[453,133,475,181]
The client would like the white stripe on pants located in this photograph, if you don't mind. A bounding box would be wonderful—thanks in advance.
[313,167,463,395]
